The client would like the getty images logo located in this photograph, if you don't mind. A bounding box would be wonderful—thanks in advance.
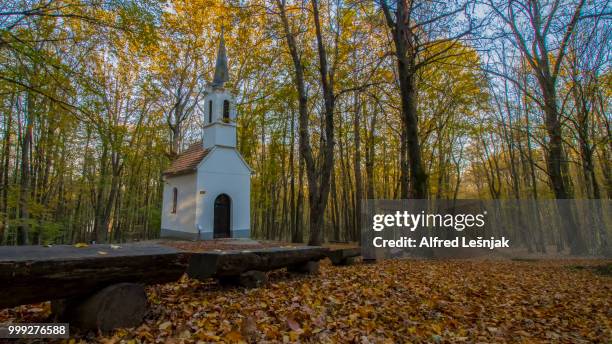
[372,210,487,232]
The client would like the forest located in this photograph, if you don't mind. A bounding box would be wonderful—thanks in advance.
[0,0,609,251]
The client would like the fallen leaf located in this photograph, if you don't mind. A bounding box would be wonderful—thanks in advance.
[224,331,244,342]
[158,321,172,331]
[289,330,300,341]
[287,318,301,331]
[197,331,220,341]
[241,316,258,340]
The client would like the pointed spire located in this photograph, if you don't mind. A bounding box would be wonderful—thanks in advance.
[212,27,229,87]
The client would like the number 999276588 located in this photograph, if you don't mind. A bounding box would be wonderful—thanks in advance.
[0,323,69,338]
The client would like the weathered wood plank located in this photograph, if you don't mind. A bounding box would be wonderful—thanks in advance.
[326,247,361,265]
[0,243,185,261]
[287,260,320,274]
[0,244,190,309]
[187,246,328,280]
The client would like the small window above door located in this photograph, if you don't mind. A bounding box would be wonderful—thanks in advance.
[208,100,213,123]
[223,100,230,120]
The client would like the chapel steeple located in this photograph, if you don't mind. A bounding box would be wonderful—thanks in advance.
[211,27,229,88]
[202,27,236,150]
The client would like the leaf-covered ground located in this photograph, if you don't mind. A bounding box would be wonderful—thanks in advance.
[2,259,610,343]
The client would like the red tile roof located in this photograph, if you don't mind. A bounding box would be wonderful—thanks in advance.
[163,143,210,177]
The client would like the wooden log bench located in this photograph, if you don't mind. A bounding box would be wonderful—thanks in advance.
[0,244,328,332]
[326,247,361,266]
[0,244,189,332]
[187,246,328,287]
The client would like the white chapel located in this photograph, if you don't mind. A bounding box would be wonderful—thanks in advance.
[160,32,252,240]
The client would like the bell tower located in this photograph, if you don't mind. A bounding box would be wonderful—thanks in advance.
[203,28,237,149]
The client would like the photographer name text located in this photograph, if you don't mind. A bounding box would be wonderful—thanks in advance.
[372,236,510,249]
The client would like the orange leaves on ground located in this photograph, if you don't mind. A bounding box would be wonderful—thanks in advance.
[126,259,610,342]
[1,259,610,343]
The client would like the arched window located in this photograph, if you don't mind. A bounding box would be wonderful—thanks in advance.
[208,100,213,123]
[223,100,230,120]
[171,187,178,214]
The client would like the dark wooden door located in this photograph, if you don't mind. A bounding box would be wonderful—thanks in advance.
[214,194,231,238]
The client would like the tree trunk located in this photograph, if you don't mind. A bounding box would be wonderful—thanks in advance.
[330,172,340,242]
[17,94,34,245]
[307,0,336,245]
[399,123,409,198]
[289,109,298,243]
[381,0,428,199]
[540,78,586,254]
[295,158,304,243]
[523,92,546,253]
[365,107,377,200]
[0,103,12,244]
[401,73,427,198]
[92,144,109,243]
[353,92,363,242]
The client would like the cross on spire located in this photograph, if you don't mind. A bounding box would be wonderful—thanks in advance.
[212,27,229,87]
